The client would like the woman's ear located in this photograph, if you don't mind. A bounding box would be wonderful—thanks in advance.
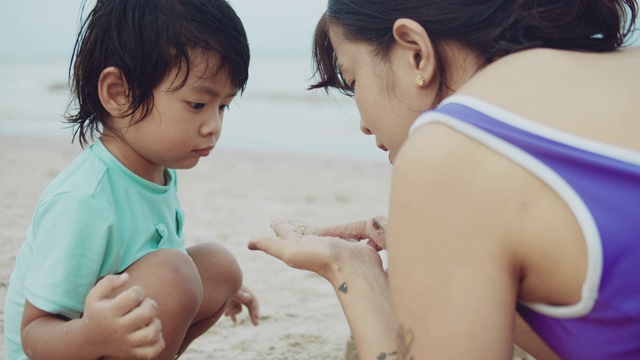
[98,67,129,117]
[392,19,437,87]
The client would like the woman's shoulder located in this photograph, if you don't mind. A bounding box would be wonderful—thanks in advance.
[462,47,640,94]
[453,47,640,150]
[396,120,529,207]
[392,119,540,268]
[479,46,640,72]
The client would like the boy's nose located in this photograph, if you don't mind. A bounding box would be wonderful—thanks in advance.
[202,113,222,136]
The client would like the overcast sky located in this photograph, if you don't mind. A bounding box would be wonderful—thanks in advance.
[1,1,638,62]
[0,0,327,62]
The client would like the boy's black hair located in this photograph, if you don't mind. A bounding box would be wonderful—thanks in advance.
[66,0,250,146]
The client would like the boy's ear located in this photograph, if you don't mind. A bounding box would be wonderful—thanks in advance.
[392,18,437,87]
[98,67,129,117]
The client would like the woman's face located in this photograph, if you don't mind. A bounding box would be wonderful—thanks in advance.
[328,25,432,164]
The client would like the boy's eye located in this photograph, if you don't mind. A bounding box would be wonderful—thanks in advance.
[349,80,356,91]
[190,102,206,110]
[219,104,230,112]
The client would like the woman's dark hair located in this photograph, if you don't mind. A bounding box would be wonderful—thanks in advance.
[66,0,250,146]
[311,0,638,102]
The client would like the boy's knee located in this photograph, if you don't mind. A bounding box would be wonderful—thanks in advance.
[141,249,204,313]
[188,243,243,298]
[171,250,204,304]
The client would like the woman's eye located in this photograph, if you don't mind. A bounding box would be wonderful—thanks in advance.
[190,102,206,110]
[349,80,356,91]
[219,104,230,112]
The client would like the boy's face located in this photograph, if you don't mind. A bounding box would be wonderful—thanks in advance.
[106,53,237,183]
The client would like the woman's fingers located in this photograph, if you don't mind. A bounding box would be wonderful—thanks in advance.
[316,220,368,240]
[248,236,279,255]
[248,236,301,267]
[366,216,387,250]
[316,216,388,250]
[265,217,387,254]
[270,218,315,239]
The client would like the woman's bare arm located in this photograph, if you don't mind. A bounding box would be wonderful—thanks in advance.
[249,219,398,358]
[514,314,560,360]
[387,123,522,358]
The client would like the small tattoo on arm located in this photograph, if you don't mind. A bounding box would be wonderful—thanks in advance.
[377,351,398,360]
[396,324,415,360]
[338,282,348,293]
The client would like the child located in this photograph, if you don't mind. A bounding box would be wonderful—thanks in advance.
[3,0,259,359]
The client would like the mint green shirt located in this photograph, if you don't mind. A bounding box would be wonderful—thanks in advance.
[4,139,186,359]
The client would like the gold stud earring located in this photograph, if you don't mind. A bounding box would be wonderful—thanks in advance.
[416,75,425,87]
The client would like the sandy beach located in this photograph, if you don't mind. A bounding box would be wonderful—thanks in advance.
[0,135,394,359]
[0,136,538,359]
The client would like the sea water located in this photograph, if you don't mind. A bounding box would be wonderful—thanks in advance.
[0,53,388,163]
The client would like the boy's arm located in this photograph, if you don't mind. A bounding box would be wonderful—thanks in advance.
[21,273,165,360]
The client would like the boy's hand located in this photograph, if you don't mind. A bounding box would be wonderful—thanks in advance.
[225,285,260,326]
[82,273,165,358]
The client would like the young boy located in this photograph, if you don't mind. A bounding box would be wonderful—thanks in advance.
[3,1,259,359]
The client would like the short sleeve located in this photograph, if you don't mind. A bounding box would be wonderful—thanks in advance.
[24,193,119,319]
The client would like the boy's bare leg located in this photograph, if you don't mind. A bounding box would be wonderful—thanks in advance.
[104,248,204,360]
[178,242,243,355]
[102,243,241,360]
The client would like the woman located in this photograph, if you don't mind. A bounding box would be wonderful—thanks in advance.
[249,1,640,358]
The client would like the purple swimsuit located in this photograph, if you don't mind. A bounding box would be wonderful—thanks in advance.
[410,95,640,359]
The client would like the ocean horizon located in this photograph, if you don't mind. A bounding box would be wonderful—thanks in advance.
[0,53,389,163]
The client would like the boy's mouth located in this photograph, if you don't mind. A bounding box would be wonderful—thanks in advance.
[193,145,214,157]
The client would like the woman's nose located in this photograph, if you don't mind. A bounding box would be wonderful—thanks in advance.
[360,120,373,135]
